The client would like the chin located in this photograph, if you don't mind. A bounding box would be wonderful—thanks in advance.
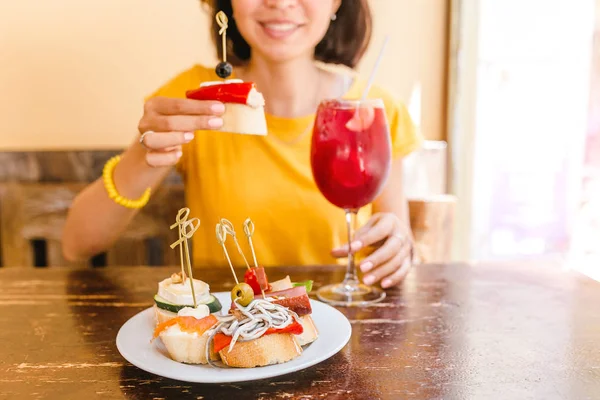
[253,47,314,65]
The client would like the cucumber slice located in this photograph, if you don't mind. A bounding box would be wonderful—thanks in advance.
[292,280,313,292]
[154,294,222,314]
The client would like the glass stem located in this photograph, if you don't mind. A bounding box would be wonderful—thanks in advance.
[343,209,359,286]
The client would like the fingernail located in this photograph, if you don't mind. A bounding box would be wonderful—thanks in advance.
[176,150,183,158]
[184,132,194,142]
[332,240,362,254]
[211,103,225,114]
[208,117,223,128]
[381,279,393,288]
[360,261,373,273]
[363,275,375,285]
[350,240,363,251]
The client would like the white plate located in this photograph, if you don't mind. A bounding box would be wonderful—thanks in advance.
[116,291,352,383]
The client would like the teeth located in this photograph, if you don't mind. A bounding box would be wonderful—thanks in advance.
[264,23,296,32]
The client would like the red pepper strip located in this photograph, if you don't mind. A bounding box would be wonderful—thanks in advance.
[244,267,271,295]
[213,333,233,353]
[213,320,304,353]
[265,320,304,336]
[185,82,254,104]
[244,268,262,295]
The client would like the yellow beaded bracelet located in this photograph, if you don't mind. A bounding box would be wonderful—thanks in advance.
[102,155,151,209]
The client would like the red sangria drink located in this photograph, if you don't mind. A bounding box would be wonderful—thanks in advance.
[310,98,391,306]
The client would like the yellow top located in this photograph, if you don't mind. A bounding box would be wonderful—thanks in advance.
[147,64,423,268]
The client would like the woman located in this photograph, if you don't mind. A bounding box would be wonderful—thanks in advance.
[62,0,422,288]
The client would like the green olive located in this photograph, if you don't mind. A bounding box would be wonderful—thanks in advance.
[231,283,254,307]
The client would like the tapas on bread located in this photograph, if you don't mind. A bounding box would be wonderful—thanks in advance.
[186,80,267,136]
[185,11,267,136]
[153,208,222,325]
[152,212,319,368]
[151,208,223,364]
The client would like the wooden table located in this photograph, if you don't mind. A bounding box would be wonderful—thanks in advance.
[1,263,599,399]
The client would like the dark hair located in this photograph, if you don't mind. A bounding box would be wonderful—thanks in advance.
[200,0,372,68]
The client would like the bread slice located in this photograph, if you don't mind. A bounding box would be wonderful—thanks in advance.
[159,326,219,364]
[219,333,302,368]
[220,103,267,135]
[269,275,293,292]
[296,315,319,346]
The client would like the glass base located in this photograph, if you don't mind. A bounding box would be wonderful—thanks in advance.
[317,281,386,307]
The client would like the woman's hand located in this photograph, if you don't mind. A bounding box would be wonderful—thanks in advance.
[331,212,414,288]
[137,97,225,167]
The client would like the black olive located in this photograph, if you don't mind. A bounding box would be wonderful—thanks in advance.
[215,61,233,79]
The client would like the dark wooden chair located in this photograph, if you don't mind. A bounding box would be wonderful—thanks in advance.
[0,182,184,267]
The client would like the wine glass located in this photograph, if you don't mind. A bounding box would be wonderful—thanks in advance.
[310,98,392,306]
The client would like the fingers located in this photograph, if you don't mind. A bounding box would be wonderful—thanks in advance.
[145,115,224,133]
[359,234,404,274]
[145,97,225,116]
[141,131,195,150]
[139,97,225,135]
[145,146,183,167]
[381,258,412,288]
[353,214,396,248]
[331,240,363,258]
[352,214,381,238]
[330,211,414,288]
[362,239,412,286]
[137,97,225,169]
[330,213,398,258]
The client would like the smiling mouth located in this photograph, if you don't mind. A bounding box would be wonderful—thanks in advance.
[261,22,298,32]
[259,22,303,37]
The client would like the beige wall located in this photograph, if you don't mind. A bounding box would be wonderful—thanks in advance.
[0,0,448,151]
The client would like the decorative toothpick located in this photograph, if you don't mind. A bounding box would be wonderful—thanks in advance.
[243,218,259,268]
[216,11,228,63]
[242,218,265,298]
[170,208,200,308]
[170,208,190,280]
[215,11,233,79]
[216,222,239,284]
[220,218,251,271]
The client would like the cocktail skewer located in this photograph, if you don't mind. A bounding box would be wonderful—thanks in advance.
[220,218,251,271]
[242,218,265,298]
[215,11,233,79]
[170,208,201,308]
[243,218,259,268]
[170,208,190,280]
[216,222,239,284]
